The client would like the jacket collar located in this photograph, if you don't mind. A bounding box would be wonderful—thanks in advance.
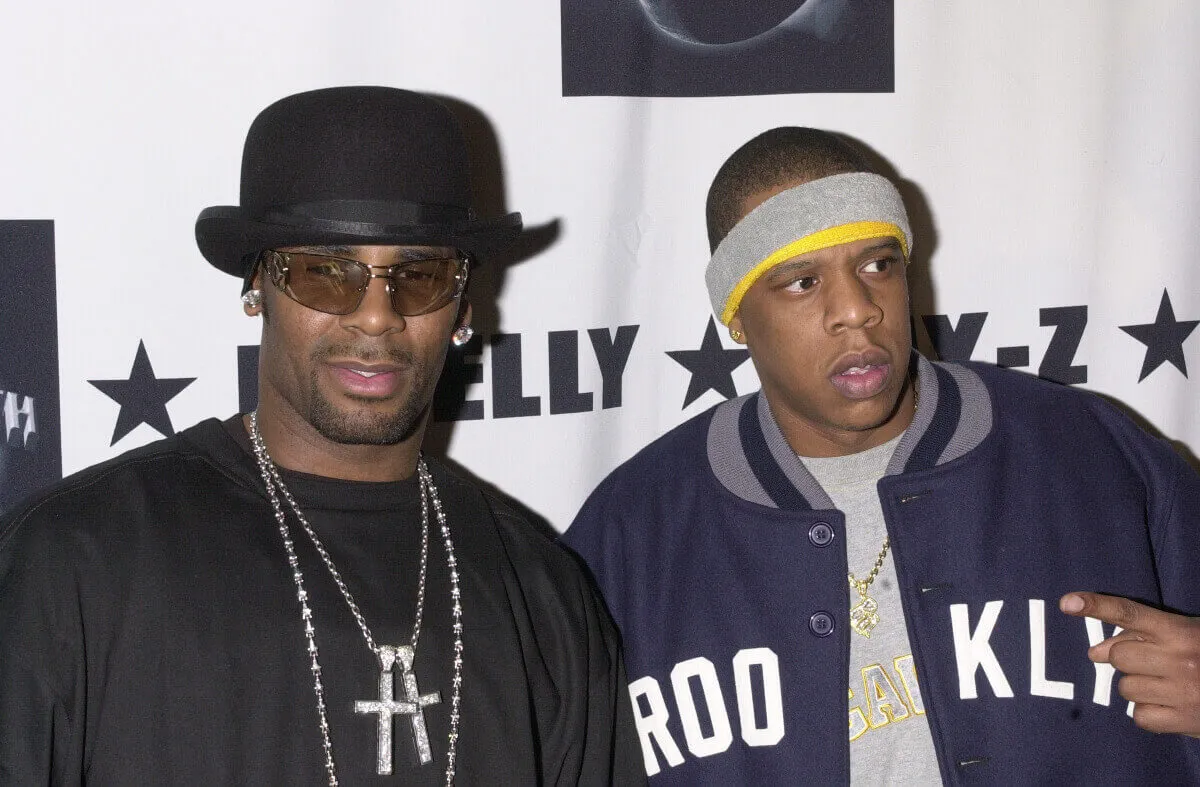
[706,354,992,510]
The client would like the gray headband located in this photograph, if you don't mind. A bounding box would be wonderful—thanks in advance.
[705,172,912,324]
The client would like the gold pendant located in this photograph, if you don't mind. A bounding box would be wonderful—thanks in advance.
[849,589,880,638]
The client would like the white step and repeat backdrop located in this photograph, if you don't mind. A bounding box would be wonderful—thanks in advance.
[1,1,1197,529]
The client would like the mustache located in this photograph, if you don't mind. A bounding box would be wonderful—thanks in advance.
[310,342,416,367]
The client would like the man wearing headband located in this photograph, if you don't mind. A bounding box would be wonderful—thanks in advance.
[0,87,642,784]
[565,127,1200,783]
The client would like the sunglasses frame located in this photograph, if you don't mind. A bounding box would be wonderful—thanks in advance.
[261,248,470,316]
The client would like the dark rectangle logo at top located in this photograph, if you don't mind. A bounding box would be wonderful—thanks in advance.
[562,0,893,97]
[0,221,61,515]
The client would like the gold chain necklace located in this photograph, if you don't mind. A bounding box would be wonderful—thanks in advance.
[847,380,917,639]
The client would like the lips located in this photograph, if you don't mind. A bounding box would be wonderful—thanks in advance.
[829,349,892,400]
[328,361,405,397]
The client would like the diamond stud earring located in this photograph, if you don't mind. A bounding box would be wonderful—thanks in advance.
[451,325,475,347]
[242,290,263,310]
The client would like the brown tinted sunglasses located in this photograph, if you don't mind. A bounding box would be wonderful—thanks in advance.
[261,249,469,316]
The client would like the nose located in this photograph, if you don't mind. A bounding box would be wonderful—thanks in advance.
[824,269,882,334]
[340,274,406,336]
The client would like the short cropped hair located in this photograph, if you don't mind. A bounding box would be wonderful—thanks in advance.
[705,127,873,252]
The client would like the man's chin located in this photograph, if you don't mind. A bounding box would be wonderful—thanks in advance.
[829,382,911,431]
[314,417,422,446]
[308,396,427,447]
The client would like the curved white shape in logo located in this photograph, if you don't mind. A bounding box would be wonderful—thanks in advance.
[636,0,851,50]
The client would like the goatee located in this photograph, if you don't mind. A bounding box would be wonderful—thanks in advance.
[305,342,434,445]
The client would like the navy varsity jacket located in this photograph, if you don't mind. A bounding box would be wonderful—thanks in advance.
[564,355,1200,784]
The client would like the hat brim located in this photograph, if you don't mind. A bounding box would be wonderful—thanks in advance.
[196,206,523,278]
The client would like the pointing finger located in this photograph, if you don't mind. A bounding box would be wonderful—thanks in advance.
[1060,592,1169,637]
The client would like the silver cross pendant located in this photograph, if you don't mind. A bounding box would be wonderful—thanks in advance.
[354,645,442,774]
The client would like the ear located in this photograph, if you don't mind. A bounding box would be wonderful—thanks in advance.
[728,312,746,344]
[242,267,266,317]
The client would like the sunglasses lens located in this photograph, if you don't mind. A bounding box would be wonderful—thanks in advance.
[390,258,464,316]
[284,254,367,314]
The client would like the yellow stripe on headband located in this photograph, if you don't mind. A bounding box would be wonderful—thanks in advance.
[719,220,908,325]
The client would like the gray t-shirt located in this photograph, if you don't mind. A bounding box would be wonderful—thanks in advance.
[801,435,941,785]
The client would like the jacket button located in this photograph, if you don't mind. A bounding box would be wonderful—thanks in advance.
[809,611,835,637]
[808,522,834,547]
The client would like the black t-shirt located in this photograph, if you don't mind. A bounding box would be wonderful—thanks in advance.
[0,418,643,785]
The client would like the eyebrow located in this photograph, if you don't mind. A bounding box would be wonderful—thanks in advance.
[860,238,903,256]
[762,258,816,283]
[394,247,457,261]
[290,245,456,261]
[763,237,904,282]
[758,236,902,285]
[292,244,355,255]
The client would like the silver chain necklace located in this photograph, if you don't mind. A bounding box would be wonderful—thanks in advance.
[247,412,463,785]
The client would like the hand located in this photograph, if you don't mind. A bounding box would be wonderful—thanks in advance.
[1060,592,1200,738]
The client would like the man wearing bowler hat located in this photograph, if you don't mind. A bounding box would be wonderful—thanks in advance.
[0,86,642,784]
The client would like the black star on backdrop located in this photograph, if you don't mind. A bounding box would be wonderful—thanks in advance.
[1119,289,1199,382]
[666,317,751,408]
[89,340,196,445]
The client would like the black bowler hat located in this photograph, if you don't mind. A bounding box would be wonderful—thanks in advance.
[196,86,522,278]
